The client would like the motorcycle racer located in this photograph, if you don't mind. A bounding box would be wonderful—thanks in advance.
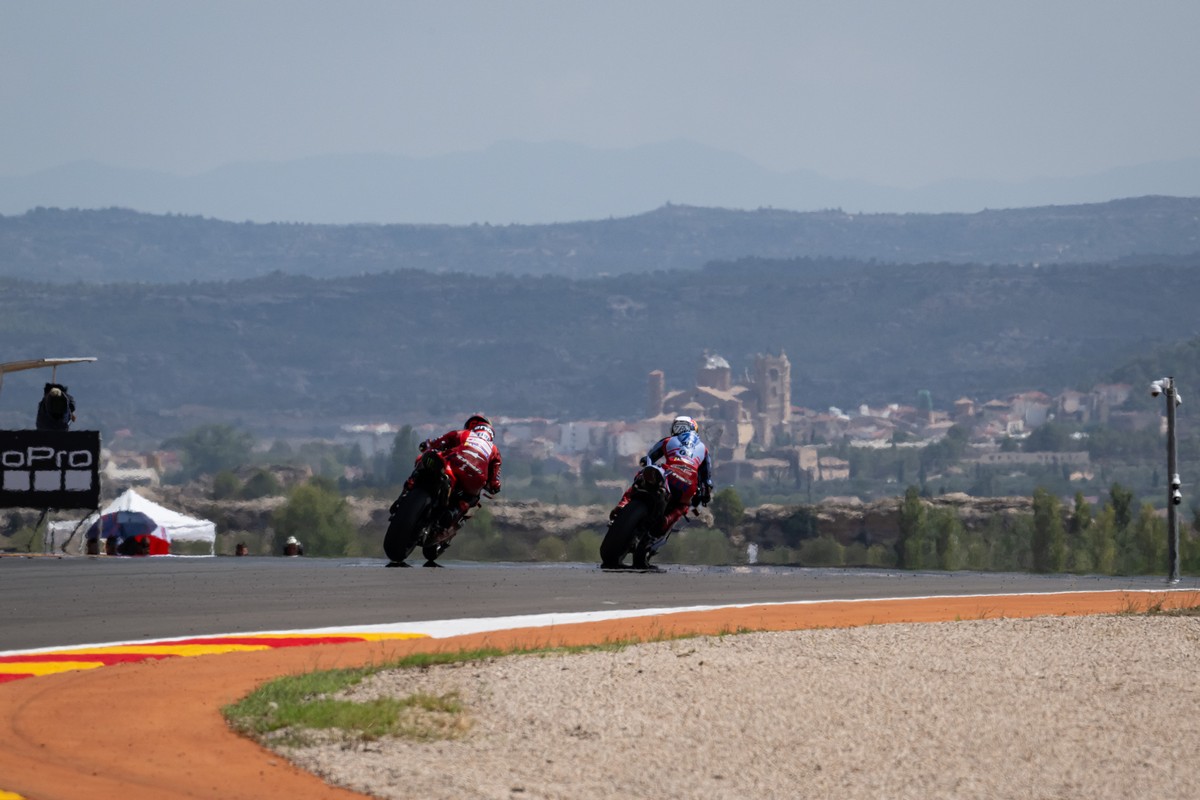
[415,413,503,530]
[609,414,714,539]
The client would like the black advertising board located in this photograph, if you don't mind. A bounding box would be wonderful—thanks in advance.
[0,430,101,510]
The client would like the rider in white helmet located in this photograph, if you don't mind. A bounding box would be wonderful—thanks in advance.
[609,414,714,536]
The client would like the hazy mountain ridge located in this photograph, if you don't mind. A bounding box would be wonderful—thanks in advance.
[2,257,1199,439]
[3,196,1200,285]
[4,192,1199,439]
[5,141,1200,225]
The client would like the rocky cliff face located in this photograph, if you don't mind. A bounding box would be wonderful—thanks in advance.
[745,493,1034,550]
[174,491,1035,552]
[3,489,1035,556]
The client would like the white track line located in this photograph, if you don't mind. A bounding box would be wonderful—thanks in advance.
[4,587,1193,658]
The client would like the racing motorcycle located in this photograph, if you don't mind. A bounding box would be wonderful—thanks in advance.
[384,448,483,567]
[600,463,703,571]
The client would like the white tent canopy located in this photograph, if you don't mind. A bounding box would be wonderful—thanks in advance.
[48,488,217,555]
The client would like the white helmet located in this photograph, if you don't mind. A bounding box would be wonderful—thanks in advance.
[670,415,698,437]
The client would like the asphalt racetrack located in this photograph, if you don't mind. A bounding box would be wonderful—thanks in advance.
[2,556,1192,652]
[1,556,1198,800]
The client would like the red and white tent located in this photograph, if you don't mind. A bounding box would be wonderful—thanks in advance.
[50,489,216,556]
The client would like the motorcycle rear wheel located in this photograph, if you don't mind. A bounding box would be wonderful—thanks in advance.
[600,500,649,569]
[384,488,432,564]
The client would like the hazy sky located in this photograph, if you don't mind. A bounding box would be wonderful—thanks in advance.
[3,1,1199,187]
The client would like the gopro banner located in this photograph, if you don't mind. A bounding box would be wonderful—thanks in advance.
[0,430,101,510]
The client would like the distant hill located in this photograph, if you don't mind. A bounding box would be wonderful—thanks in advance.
[3,197,1200,284]
[1,257,1198,440]
[3,141,1200,224]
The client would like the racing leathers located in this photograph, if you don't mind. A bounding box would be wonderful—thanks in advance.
[415,425,502,529]
[611,429,713,538]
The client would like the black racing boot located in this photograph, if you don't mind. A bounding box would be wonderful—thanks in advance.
[631,549,662,572]
[423,542,449,566]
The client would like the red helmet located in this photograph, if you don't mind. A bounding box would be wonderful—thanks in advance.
[465,413,491,430]
[466,413,495,438]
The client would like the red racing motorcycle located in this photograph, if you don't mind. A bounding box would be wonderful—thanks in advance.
[384,448,486,567]
[600,464,672,571]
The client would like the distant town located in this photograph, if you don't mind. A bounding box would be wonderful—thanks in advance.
[334,350,1150,492]
[91,349,1163,500]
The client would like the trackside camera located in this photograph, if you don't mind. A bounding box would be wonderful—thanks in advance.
[1150,381,1163,397]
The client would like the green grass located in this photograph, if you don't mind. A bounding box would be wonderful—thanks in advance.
[1116,592,1200,617]
[224,655,490,745]
[223,636,711,747]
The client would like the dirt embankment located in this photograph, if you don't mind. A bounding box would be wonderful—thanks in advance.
[283,614,1200,800]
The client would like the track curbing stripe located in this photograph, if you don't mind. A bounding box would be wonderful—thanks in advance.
[0,588,1194,684]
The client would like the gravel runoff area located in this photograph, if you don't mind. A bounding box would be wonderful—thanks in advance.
[275,614,1200,800]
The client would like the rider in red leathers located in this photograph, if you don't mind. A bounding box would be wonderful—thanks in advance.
[415,413,503,530]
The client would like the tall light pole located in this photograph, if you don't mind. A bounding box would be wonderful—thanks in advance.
[1150,377,1182,583]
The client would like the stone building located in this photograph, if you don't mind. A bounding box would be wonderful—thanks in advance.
[645,350,793,462]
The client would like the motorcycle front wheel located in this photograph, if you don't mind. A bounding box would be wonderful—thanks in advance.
[600,499,650,569]
[384,487,432,563]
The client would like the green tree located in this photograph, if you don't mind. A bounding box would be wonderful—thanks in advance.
[1023,422,1075,453]
[211,470,240,500]
[532,535,567,562]
[385,425,420,486]
[565,530,604,563]
[452,506,522,561]
[968,464,997,497]
[1128,502,1166,574]
[993,514,1034,571]
[1031,487,1067,572]
[710,487,745,532]
[1067,491,1094,571]
[1089,505,1118,574]
[1182,526,1200,575]
[930,507,964,570]
[658,529,740,565]
[272,479,358,557]
[167,424,254,480]
[919,425,969,475]
[781,508,819,547]
[896,485,927,569]
[1068,492,1093,537]
[240,468,283,499]
[916,389,933,415]
[797,535,845,567]
[1109,483,1135,532]
[296,441,344,480]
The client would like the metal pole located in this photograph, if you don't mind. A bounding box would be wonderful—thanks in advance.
[1167,378,1181,583]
